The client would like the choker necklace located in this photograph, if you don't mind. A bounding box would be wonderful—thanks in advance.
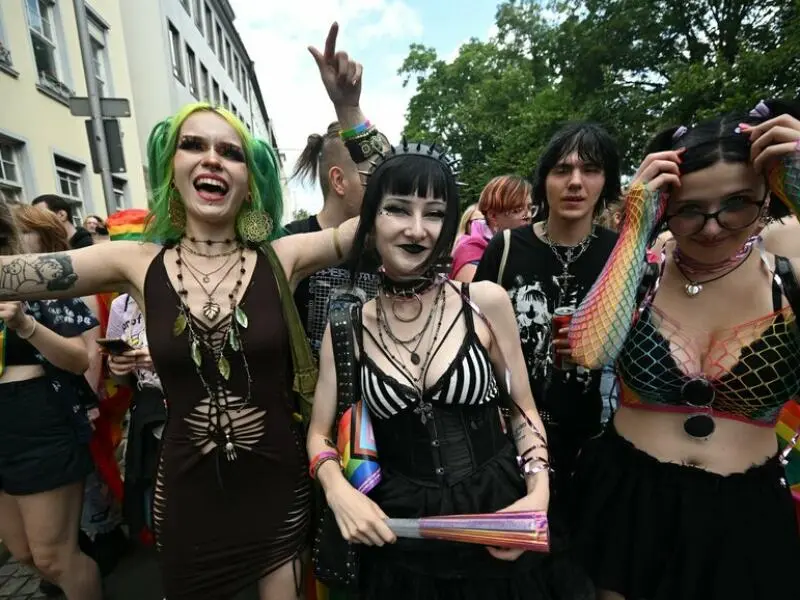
[674,247,752,297]
[673,235,757,278]
[187,236,235,245]
[378,268,441,323]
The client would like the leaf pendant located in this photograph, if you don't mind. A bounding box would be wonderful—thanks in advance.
[228,328,240,351]
[190,340,202,367]
[234,305,249,329]
[218,355,231,380]
[202,300,221,322]
[173,312,187,337]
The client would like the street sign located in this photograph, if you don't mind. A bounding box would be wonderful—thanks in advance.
[69,97,131,118]
[86,120,126,174]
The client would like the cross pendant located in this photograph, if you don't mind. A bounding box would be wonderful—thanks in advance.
[554,269,573,306]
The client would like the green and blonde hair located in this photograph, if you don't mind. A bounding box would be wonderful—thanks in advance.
[144,102,284,243]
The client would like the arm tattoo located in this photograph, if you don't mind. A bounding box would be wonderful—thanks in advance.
[513,422,526,442]
[0,254,78,298]
[323,437,336,449]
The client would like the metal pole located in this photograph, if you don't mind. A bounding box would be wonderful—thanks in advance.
[72,0,116,217]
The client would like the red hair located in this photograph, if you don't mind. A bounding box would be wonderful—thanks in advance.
[13,204,70,253]
[478,175,532,214]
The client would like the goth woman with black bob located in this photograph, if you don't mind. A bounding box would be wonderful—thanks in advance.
[306,139,560,599]
[568,99,800,600]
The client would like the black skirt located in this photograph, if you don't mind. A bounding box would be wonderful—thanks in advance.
[572,425,800,600]
[360,443,594,600]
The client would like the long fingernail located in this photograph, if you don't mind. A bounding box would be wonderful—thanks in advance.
[737,123,751,132]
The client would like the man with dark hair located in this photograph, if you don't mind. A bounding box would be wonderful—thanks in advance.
[32,194,94,249]
[474,122,621,533]
[285,122,379,359]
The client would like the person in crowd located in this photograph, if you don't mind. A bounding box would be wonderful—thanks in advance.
[455,203,483,246]
[451,175,533,282]
[568,99,800,600]
[286,121,379,359]
[306,140,555,598]
[32,195,94,249]
[0,66,370,600]
[0,203,102,600]
[474,123,621,542]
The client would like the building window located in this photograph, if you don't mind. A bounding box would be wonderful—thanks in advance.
[193,0,203,29]
[204,4,213,42]
[222,92,229,110]
[0,6,14,71]
[168,22,182,81]
[179,0,190,15]
[225,41,233,78]
[200,63,209,102]
[87,15,111,96]
[112,177,127,210]
[0,140,23,202]
[233,56,240,90]
[26,0,64,87]
[241,66,248,102]
[212,79,220,106]
[185,45,198,97]
[215,24,223,61]
[54,156,85,225]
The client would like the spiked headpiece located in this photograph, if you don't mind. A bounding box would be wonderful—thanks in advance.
[358,138,461,185]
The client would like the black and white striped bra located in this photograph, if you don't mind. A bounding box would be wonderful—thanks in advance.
[360,284,499,420]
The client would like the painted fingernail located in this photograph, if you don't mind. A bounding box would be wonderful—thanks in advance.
[738,123,751,131]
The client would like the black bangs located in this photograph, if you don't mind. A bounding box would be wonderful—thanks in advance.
[374,154,450,201]
[532,122,621,220]
[349,152,461,282]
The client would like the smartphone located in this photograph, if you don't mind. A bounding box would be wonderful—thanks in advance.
[96,338,135,355]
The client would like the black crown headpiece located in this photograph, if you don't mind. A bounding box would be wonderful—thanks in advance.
[358,138,463,186]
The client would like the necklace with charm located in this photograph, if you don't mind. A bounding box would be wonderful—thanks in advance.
[540,222,596,305]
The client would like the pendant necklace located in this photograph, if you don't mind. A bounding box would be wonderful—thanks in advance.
[541,222,595,305]
[673,247,752,298]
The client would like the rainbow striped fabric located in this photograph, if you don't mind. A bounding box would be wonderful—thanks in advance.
[337,400,381,494]
[106,208,148,242]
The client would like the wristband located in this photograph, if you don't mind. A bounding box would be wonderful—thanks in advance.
[309,450,341,480]
[340,120,372,140]
[16,316,37,340]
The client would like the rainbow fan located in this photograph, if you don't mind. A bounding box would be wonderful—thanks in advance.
[337,400,381,494]
[386,510,550,553]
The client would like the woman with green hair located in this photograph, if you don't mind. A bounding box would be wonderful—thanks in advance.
[0,25,379,597]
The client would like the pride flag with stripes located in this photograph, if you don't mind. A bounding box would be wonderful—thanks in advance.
[106,208,148,242]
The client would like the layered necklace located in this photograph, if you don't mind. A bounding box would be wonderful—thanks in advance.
[375,270,446,398]
[673,235,757,297]
[540,222,596,306]
[172,237,253,461]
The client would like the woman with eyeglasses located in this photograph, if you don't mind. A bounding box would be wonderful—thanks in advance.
[451,176,533,282]
[567,99,800,600]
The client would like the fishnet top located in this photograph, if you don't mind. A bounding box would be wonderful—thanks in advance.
[617,298,800,427]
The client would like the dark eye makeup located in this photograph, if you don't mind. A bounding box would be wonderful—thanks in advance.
[178,135,245,162]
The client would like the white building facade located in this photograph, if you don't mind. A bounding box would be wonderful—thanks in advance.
[120,0,285,188]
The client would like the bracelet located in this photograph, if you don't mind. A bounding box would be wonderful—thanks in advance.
[340,120,372,140]
[332,227,344,260]
[309,450,341,480]
[16,317,37,340]
[344,130,388,164]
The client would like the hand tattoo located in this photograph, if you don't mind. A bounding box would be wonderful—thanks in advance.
[0,254,78,298]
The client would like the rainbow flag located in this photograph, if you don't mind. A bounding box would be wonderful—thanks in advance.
[106,208,148,242]
[777,400,800,531]
[337,400,381,494]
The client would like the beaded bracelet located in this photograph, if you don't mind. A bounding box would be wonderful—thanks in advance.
[309,450,341,480]
[340,120,372,140]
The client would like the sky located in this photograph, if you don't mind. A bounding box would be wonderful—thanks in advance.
[228,0,500,220]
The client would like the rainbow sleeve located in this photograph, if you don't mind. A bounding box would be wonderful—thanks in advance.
[768,151,800,219]
[568,184,665,369]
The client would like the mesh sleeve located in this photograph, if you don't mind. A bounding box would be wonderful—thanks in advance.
[568,184,665,369]
[769,151,800,218]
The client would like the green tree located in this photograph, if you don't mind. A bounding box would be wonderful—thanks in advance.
[292,208,310,222]
[399,0,800,202]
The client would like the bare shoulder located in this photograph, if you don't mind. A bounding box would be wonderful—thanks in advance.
[466,279,513,313]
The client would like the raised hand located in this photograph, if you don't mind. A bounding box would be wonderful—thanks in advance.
[629,148,685,193]
[741,114,800,174]
[308,22,363,108]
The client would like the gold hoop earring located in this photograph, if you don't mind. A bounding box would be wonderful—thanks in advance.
[168,187,186,231]
[238,209,273,243]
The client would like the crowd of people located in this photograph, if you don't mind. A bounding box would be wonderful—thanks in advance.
[0,21,798,600]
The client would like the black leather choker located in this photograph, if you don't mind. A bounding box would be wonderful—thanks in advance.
[378,269,437,297]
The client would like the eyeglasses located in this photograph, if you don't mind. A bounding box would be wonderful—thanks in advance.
[666,200,764,237]
[681,377,716,438]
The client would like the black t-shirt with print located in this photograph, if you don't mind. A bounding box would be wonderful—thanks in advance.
[284,215,380,361]
[474,224,617,432]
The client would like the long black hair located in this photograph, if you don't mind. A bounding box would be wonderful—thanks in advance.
[532,122,621,221]
[349,146,460,281]
[644,98,800,220]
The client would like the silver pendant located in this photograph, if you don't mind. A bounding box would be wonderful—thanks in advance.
[224,440,237,461]
[685,282,703,297]
[202,299,221,321]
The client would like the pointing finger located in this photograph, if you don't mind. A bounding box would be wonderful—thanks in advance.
[324,22,339,59]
